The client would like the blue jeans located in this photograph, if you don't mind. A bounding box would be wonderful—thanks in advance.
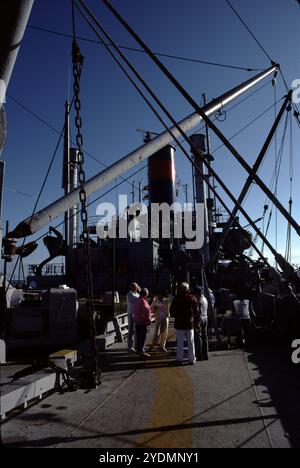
[194,317,209,360]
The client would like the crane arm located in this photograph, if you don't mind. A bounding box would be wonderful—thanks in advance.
[8,65,277,239]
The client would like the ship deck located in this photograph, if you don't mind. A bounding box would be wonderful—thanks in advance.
[1,321,300,449]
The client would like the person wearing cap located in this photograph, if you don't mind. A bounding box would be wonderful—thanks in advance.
[126,282,140,352]
[193,286,209,361]
[133,288,152,357]
[170,282,198,365]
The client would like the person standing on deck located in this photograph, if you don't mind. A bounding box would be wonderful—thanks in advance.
[233,293,256,347]
[208,288,216,339]
[149,290,171,352]
[126,282,140,352]
[133,288,152,357]
[170,282,198,365]
[193,286,209,361]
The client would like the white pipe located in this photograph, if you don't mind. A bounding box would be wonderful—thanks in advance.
[10,65,277,238]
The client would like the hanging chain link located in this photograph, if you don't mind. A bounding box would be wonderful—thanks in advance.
[72,39,101,388]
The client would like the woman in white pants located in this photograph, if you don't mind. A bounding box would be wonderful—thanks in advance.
[149,291,171,352]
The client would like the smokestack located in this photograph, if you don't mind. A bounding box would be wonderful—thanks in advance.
[148,145,176,205]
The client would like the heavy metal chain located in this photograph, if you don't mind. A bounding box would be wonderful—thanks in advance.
[72,39,101,387]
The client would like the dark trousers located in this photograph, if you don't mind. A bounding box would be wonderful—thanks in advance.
[127,314,135,350]
[194,317,209,360]
[240,319,251,345]
[135,324,147,353]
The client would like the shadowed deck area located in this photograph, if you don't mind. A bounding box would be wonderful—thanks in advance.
[1,322,300,448]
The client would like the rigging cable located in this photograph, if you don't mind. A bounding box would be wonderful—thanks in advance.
[9,85,277,255]
[273,113,289,209]
[178,79,273,148]
[5,3,288,280]
[274,83,278,264]
[7,81,277,190]
[224,0,300,268]
[212,96,284,155]
[285,109,294,263]
[248,206,269,257]
[6,93,146,197]
[209,94,284,211]
[262,210,273,257]
[6,0,285,281]
[277,67,300,129]
[6,98,74,290]
[73,0,290,271]
[7,85,277,221]
[260,111,289,256]
[224,0,300,132]
[27,24,263,72]
[4,185,51,203]
[99,0,300,239]
[5,79,267,161]
[224,0,274,64]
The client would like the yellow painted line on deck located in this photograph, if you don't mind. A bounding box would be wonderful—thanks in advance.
[136,330,194,448]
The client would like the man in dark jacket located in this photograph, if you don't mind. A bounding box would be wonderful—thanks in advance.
[170,282,198,365]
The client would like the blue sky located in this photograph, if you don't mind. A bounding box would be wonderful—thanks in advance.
[1,0,300,276]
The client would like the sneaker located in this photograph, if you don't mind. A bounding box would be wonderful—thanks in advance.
[128,347,136,353]
[142,352,151,358]
[189,360,196,365]
[161,347,168,353]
